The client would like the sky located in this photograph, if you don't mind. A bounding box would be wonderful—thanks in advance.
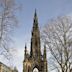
[1,0,72,72]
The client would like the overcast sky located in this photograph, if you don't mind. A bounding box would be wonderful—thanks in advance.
[1,0,72,72]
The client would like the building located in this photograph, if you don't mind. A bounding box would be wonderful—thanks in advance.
[23,10,48,72]
[0,62,12,72]
[0,62,18,72]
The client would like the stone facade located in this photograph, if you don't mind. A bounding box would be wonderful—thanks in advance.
[0,62,18,72]
[0,62,12,72]
[23,10,48,72]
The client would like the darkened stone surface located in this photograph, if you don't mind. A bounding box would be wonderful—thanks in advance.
[23,10,48,72]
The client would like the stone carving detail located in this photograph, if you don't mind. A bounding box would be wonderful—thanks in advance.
[23,10,48,72]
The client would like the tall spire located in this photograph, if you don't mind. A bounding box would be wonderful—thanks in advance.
[24,44,27,59]
[30,10,41,59]
[33,9,38,29]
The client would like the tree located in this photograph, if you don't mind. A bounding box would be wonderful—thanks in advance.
[0,0,18,60]
[41,16,72,72]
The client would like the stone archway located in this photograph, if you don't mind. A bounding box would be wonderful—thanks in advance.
[32,64,40,72]
[33,68,39,72]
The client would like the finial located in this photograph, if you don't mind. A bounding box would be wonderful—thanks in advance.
[34,8,37,18]
[35,8,37,16]
[35,8,36,12]
[25,43,27,49]
[24,43,27,58]
[33,8,38,28]
[43,44,47,60]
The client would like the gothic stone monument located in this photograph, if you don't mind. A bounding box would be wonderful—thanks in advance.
[23,10,48,72]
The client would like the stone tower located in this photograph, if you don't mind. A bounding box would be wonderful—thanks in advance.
[23,10,48,72]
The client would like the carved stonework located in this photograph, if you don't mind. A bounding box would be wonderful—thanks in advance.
[23,10,48,72]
